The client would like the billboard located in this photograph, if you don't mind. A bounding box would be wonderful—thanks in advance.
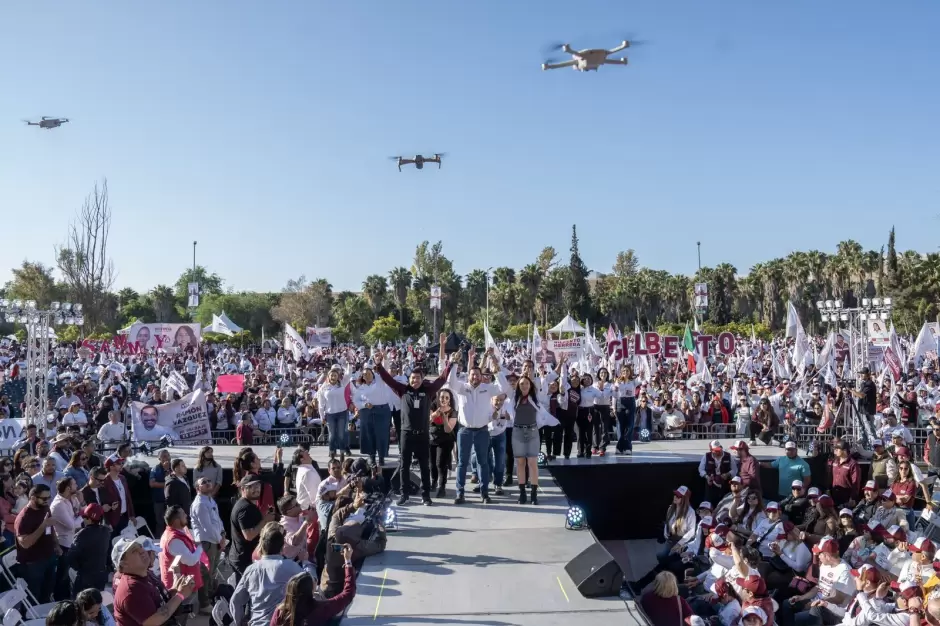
[128,323,201,351]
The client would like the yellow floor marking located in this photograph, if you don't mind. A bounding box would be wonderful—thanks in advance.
[373,568,389,619]
[557,576,570,602]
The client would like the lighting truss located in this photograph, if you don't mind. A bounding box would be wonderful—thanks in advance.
[815,297,894,379]
[0,299,84,425]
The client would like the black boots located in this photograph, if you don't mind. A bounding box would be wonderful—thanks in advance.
[530,484,539,505]
[436,471,447,498]
[518,484,527,504]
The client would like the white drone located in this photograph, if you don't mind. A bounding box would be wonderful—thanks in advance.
[542,40,634,72]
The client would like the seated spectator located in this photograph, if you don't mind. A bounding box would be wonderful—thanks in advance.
[638,572,694,625]
[76,588,116,626]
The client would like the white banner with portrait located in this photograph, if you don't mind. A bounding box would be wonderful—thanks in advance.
[305,327,333,349]
[130,390,212,444]
[867,318,890,347]
[128,323,201,352]
[533,338,583,366]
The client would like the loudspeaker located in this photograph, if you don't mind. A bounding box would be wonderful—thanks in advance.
[564,542,624,598]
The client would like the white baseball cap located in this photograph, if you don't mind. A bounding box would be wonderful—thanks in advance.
[111,535,162,569]
[784,441,797,450]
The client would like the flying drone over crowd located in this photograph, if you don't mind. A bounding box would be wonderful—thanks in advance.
[24,117,69,129]
[390,153,445,171]
[542,39,640,72]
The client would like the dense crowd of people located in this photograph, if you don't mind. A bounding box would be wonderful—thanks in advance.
[2,322,940,626]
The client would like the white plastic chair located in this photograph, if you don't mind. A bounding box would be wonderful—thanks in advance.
[101,590,114,608]
[13,580,57,620]
[3,608,44,626]
[211,599,230,626]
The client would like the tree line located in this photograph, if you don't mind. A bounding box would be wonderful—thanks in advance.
[2,181,937,345]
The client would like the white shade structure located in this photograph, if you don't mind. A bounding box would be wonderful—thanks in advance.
[203,311,242,336]
[547,314,586,336]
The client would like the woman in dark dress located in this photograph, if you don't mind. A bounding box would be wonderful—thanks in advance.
[429,389,458,499]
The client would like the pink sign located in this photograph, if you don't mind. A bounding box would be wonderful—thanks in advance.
[216,374,245,394]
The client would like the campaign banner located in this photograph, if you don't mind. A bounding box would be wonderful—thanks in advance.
[534,338,583,366]
[606,331,737,361]
[82,323,201,354]
[867,319,890,347]
[130,390,211,444]
[305,327,333,349]
[0,419,24,451]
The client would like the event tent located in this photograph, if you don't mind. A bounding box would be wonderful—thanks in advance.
[547,314,586,335]
[203,311,242,336]
[427,332,466,354]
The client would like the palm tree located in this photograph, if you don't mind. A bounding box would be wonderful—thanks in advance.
[150,285,176,322]
[519,264,542,326]
[388,267,411,326]
[361,275,388,319]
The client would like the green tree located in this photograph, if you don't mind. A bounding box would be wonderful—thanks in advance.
[175,266,224,304]
[364,315,401,344]
[563,225,592,321]
[886,227,899,289]
[193,292,279,338]
[333,295,372,342]
[150,285,177,322]
[388,267,412,326]
[4,261,64,307]
[271,276,333,327]
[466,321,485,346]
[361,275,389,319]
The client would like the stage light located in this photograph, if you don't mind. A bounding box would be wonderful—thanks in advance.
[816,301,824,310]
[862,298,871,307]
[872,298,881,306]
[279,433,291,446]
[880,312,888,320]
[835,299,843,308]
[640,428,651,442]
[50,302,60,311]
[859,313,868,320]
[537,451,547,467]
[566,505,586,530]
[73,303,83,313]
[825,300,834,309]
[62,303,72,313]
[821,314,829,322]
[25,300,36,310]
[883,297,892,306]
[840,313,848,321]
[383,506,399,532]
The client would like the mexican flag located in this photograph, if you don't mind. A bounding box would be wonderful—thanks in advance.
[683,323,696,372]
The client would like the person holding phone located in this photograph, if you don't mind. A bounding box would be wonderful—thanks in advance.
[272,544,356,626]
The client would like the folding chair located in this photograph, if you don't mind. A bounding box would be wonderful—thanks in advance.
[101,590,114,608]
[0,551,59,620]
[134,516,153,538]
[211,599,231,626]
[4,608,44,626]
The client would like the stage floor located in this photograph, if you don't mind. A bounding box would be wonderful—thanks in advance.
[341,466,644,626]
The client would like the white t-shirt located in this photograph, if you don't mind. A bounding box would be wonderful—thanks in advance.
[98,422,127,442]
[114,479,127,514]
[815,560,853,615]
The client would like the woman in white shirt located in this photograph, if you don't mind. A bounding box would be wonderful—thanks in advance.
[254,399,276,435]
[353,367,393,467]
[591,369,614,457]
[636,485,698,589]
[575,373,601,458]
[317,362,353,458]
[612,365,638,455]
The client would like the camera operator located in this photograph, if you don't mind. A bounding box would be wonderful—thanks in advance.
[319,485,386,598]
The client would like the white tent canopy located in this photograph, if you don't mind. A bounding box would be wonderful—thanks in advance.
[203,311,242,337]
[547,314,586,335]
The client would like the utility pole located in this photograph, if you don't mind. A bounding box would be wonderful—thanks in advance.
[697,241,701,271]
[193,240,197,276]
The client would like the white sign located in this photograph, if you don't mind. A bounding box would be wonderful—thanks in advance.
[130,390,211,444]
[0,419,25,451]
[305,327,333,349]
[694,283,709,309]
[533,338,583,366]
[188,282,200,308]
[430,285,442,310]
[867,318,890,347]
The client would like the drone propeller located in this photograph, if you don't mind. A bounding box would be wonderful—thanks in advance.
[432,152,448,158]
[542,41,568,55]
[387,156,402,160]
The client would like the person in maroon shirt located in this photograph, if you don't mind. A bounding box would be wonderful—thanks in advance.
[14,484,58,603]
[638,571,694,625]
[731,440,761,492]
[112,537,195,626]
[827,439,860,507]
[271,544,356,626]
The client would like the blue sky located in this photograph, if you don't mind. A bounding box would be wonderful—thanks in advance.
[1,1,937,294]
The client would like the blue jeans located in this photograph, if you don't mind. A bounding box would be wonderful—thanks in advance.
[326,411,348,452]
[616,397,636,452]
[371,404,391,462]
[488,431,507,488]
[457,427,491,496]
[359,407,376,456]
[18,556,57,603]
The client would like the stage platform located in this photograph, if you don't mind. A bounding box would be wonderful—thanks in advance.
[342,467,645,626]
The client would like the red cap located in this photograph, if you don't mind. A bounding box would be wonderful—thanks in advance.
[816,494,834,507]
[735,574,767,595]
[82,503,104,522]
[896,447,911,458]
[851,564,879,585]
[911,537,935,553]
[812,536,839,555]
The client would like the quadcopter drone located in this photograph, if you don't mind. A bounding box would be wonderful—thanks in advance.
[24,117,69,129]
[542,40,636,72]
[389,154,444,172]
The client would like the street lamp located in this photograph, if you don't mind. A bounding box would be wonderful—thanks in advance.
[484,266,493,328]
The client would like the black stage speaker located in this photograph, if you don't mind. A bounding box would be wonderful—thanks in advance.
[564,542,624,598]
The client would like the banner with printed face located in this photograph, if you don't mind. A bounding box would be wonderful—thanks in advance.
[130,390,211,444]
[305,327,333,349]
[867,319,890,347]
[129,323,201,352]
[533,338,583,366]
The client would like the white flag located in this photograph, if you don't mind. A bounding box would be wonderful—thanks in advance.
[531,326,542,360]
[283,324,310,361]
[484,322,502,361]
[913,323,934,366]
[417,334,429,348]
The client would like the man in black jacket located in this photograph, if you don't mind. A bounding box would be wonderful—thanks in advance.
[69,503,112,592]
[374,348,450,506]
[165,458,192,513]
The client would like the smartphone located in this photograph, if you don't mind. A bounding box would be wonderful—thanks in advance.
[331,543,343,553]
